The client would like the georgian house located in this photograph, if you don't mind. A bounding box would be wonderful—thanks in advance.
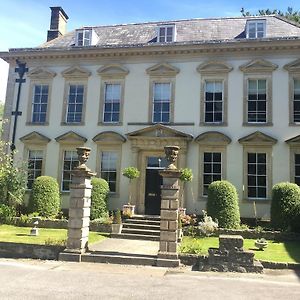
[2,7,300,218]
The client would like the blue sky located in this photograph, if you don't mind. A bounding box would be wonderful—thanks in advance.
[0,0,299,101]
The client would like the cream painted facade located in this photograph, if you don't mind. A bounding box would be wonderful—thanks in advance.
[2,14,300,219]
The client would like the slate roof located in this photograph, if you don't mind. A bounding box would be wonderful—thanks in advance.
[39,15,300,49]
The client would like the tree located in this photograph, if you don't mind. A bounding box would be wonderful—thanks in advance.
[241,7,300,24]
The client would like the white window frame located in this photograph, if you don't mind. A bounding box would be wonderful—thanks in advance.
[61,150,79,192]
[100,150,119,193]
[293,78,300,123]
[65,84,85,123]
[103,83,121,124]
[27,150,44,189]
[31,84,49,124]
[204,80,224,124]
[247,78,268,124]
[76,28,92,46]
[152,82,172,124]
[157,25,175,43]
[202,152,222,196]
[246,20,266,39]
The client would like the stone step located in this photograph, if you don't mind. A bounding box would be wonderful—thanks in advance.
[121,228,160,236]
[111,233,160,241]
[130,215,161,222]
[81,252,157,266]
[124,219,160,226]
[122,223,161,231]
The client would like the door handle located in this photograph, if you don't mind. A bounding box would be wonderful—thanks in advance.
[148,193,156,197]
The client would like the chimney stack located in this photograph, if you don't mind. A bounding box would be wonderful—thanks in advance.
[47,7,69,42]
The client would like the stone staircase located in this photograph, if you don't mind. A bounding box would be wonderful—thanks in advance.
[111,215,161,241]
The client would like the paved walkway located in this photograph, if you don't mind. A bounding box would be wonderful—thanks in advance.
[89,238,159,256]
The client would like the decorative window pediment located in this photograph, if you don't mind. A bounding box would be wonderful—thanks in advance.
[92,131,126,144]
[238,131,277,145]
[97,64,129,78]
[195,131,231,145]
[146,63,180,77]
[197,61,233,75]
[127,124,192,139]
[55,131,87,144]
[239,59,278,73]
[62,66,91,79]
[27,67,56,79]
[285,135,300,146]
[20,131,51,145]
[284,59,300,73]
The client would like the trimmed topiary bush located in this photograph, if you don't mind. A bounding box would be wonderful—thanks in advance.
[207,180,240,229]
[271,182,300,231]
[90,177,110,220]
[28,176,60,218]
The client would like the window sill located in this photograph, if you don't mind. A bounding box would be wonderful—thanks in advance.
[289,122,300,126]
[98,122,123,126]
[199,122,227,127]
[242,197,271,203]
[108,192,120,198]
[60,122,85,126]
[127,122,195,126]
[26,122,49,126]
[242,122,273,127]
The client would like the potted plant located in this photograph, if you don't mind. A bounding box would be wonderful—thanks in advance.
[111,210,122,234]
[122,167,140,207]
[122,203,135,218]
[179,168,193,207]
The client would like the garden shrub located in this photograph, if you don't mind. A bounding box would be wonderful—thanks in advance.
[207,180,240,229]
[0,204,16,224]
[28,176,60,218]
[271,182,300,231]
[90,177,110,220]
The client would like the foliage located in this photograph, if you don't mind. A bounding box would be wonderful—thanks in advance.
[90,177,110,220]
[179,168,193,182]
[113,210,122,224]
[241,7,300,24]
[180,214,197,226]
[179,237,204,255]
[207,180,240,229]
[271,182,300,231]
[0,139,27,211]
[122,167,140,180]
[198,210,218,236]
[28,176,60,218]
[18,212,40,225]
[0,204,16,224]
[44,238,66,247]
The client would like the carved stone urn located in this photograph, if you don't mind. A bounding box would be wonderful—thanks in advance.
[164,145,180,170]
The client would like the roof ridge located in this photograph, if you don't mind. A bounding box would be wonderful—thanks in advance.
[73,15,276,30]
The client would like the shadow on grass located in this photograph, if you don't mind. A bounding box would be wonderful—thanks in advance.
[15,234,30,237]
[284,241,300,264]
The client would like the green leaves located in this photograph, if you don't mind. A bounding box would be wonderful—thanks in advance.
[122,167,140,180]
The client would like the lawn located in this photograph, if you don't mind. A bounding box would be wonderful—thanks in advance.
[0,225,108,246]
[180,236,300,263]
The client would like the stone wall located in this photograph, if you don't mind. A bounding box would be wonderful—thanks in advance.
[0,242,64,260]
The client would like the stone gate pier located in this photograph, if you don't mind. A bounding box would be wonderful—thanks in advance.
[157,146,181,267]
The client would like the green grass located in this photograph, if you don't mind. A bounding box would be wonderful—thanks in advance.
[180,236,300,263]
[0,225,108,245]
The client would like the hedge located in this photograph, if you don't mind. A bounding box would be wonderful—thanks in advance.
[28,176,60,218]
[207,180,240,229]
[271,182,300,232]
[90,177,110,220]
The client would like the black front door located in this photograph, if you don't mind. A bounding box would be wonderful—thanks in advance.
[145,168,162,215]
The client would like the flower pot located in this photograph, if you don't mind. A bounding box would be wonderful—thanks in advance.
[123,204,135,217]
[112,224,123,234]
[255,239,268,250]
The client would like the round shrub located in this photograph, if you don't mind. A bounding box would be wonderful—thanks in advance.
[28,176,60,218]
[90,177,110,220]
[207,180,240,229]
[271,182,300,231]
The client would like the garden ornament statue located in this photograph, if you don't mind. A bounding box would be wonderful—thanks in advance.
[164,145,179,170]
